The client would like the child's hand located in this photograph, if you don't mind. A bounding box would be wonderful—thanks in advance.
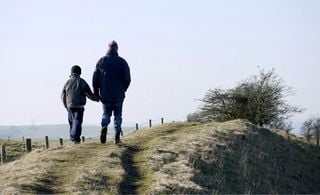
[93,95,100,102]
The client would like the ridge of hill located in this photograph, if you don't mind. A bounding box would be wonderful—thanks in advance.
[0,119,319,194]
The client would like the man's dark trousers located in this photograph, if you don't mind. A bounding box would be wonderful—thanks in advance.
[68,107,84,142]
[101,101,123,134]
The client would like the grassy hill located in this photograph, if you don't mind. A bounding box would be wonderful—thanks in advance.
[0,119,319,194]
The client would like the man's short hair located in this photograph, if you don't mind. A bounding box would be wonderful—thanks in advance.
[109,40,118,50]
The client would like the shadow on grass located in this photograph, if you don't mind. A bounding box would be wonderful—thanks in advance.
[188,126,320,194]
[119,144,141,194]
[19,175,57,194]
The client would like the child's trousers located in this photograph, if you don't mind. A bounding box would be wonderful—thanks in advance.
[68,107,84,142]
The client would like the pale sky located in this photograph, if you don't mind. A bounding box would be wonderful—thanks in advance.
[0,0,319,133]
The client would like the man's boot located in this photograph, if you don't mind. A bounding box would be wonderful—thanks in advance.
[115,132,121,144]
[100,126,107,144]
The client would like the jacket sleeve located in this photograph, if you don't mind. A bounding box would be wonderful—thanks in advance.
[61,83,67,109]
[122,60,131,92]
[82,79,99,102]
[92,62,101,96]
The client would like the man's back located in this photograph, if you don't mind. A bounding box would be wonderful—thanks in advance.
[93,50,131,103]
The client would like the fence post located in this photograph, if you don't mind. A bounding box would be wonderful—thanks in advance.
[1,145,5,165]
[136,123,139,130]
[22,136,25,143]
[149,119,152,128]
[81,136,85,143]
[59,138,63,146]
[45,136,49,149]
[161,118,164,124]
[26,138,32,152]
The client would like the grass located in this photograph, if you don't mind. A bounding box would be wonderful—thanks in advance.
[125,120,320,194]
[1,119,320,194]
[0,139,44,163]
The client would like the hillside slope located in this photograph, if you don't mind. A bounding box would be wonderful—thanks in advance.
[0,120,319,194]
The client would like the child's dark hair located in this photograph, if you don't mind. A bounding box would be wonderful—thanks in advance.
[71,65,81,75]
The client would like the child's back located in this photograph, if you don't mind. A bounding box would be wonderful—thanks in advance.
[61,65,98,144]
[63,74,91,108]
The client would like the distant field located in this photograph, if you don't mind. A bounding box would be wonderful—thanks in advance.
[0,125,135,139]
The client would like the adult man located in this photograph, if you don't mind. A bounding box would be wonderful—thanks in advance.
[93,41,131,144]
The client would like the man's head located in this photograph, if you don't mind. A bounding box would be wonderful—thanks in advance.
[71,65,81,75]
[108,40,118,51]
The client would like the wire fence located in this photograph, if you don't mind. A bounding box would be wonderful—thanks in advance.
[88,117,165,139]
[0,117,166,165]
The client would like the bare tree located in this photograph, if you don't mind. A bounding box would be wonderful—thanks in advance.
[313,118,320,146]
[233,68,302,126]
[269,118,293,138]
[301,117,320,146]
[301,119,314,143]
[199,88,237,122]
[189,68,302,127]
[187,112,205,122]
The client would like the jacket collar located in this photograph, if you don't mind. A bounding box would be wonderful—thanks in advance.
[106,49,118,56]
[70,73,80,78]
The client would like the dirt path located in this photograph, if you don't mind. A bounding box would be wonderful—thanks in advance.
[48,141,147,194]
[27,141,147,194]
[119,144,142,194]
[0,124,188,194]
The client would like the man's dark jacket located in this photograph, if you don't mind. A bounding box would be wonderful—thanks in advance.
[93,50,131,103]
[61,74,96,108]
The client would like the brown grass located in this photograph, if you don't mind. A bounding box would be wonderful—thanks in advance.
[0,141,126,194]
[1,119,320,194]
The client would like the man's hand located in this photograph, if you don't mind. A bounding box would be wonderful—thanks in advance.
[92,94,100,102]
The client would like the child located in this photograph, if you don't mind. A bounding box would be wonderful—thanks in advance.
[61,65,98,144]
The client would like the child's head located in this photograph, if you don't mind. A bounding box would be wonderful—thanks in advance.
[71,65,81,75]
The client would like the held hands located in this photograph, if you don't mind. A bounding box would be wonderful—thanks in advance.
[92,94,101,102]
